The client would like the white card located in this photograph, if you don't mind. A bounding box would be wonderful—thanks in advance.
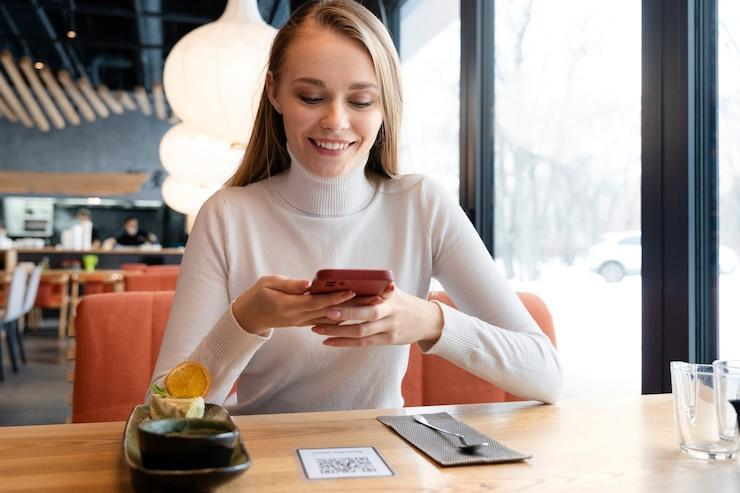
[297,446,394,479]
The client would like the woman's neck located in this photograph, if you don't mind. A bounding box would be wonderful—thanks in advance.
[270,145,376,217]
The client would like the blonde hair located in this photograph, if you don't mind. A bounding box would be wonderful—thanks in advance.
[225,0,402,187]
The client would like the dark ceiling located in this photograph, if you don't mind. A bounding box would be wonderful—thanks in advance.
[0,0,395,91]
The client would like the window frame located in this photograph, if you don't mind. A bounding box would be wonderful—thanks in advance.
[389,0,721,394]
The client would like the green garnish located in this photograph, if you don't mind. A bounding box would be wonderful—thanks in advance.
[150,383,169,398]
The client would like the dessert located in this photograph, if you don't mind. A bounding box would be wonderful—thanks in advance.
[149,361,211,420]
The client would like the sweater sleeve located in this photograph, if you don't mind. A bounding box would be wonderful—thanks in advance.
[418,179,564,404]
[149,191,272,404]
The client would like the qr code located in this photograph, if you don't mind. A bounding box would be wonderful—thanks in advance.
[317,457,377,474]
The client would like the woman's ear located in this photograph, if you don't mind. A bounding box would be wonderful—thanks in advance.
[266,71,282,114]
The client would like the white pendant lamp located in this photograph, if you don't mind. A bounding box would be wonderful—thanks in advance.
[159,123,244,187]
[163,0,277,146]
[161,176,219,216]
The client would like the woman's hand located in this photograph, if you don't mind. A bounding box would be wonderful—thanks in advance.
[310,284,445,347]
[232,275,359,336]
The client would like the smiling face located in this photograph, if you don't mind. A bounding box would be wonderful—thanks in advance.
[267,27,384,178]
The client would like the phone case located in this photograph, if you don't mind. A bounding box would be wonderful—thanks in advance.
[309,269,394,296]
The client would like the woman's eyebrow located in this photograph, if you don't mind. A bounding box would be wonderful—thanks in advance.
[292,77,325,87]
[291,77,378,90]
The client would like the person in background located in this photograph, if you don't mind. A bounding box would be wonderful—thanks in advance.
[0,223,13,249]
[75,208,101,249]
[115,217,158,247]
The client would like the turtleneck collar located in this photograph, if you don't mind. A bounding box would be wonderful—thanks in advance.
[271,145,376,217]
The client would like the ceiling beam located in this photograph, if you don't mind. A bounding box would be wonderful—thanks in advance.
[0,1,214,24]
[0,170,151,195]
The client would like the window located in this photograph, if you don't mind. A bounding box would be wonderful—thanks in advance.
[398,0,460,199]
[493,0,642,398]
[718,0,740,359]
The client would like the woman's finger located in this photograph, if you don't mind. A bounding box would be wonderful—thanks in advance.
[333,295,383,308]
[261,275,311,294]
[301,290,357,311]
[322,332,394,347]
[311,320,385,339]
[303,316,340,326]
[324,302,388,323]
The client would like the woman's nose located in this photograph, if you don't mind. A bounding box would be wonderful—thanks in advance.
[320,102,349,131]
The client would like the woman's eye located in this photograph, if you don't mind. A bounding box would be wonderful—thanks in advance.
[350,101,373,108]
[300,96,323,104]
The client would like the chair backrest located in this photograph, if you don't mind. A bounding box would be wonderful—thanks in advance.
[72,291,174,423]
[401,291,557,406]
[3,266,28,322]
[144,265,181,272]
[124,271,179,292]
[35,273,70,307]
[72,289,555,421]
[22,265,42,315]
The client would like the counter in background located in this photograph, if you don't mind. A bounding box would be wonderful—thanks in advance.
[2,247,184,271]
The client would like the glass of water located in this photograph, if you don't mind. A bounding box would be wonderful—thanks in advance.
[670,361,738,459]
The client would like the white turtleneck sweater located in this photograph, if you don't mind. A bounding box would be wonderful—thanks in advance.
[151,154,563,414]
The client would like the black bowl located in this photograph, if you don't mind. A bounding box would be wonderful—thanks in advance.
[138,418,238,470]
[123,404,250,493]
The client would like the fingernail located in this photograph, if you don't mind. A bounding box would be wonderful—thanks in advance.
[312,327,325,334]
[344,290,356,298]
[327,309,342,319]
[324,339,336,346]
[299,280,310,288]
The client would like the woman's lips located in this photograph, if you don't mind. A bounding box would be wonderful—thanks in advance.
[308,138,356,156]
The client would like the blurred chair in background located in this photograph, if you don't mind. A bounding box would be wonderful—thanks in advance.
[0,266,28,380]
[124,271,179,292]
[32,272,71,338]
[15,264,42,364]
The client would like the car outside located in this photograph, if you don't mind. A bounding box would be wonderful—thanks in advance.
[586,231,739,282]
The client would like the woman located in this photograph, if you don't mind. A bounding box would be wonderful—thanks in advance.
[151,0,563,413]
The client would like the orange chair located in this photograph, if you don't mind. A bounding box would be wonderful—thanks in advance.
[120,263,148,272]
[120,264,180,273]
[72,290,555,422]
[32,272,71,338]
[67,272,125,337]
[401,291,556,406]
[143,265,180,273]
[72,291,174,423]
[124,271,179,292]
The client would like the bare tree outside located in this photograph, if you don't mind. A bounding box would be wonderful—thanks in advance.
[400,0,740,395]
[494,0,641,280]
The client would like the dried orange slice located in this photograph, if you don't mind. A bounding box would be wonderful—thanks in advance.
[164,361,211,398]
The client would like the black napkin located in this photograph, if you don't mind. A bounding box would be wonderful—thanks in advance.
[377,412,530,466]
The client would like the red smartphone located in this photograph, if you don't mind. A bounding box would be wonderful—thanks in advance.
[308,269,394,296]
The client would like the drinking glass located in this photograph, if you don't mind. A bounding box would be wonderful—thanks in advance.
[712,360,740,443]
[670,361,738,459]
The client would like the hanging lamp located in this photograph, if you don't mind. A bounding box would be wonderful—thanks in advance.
[159,122,244,188]
[163,0,277,146]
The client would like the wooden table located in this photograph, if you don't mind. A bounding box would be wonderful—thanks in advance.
[0,395,736,492]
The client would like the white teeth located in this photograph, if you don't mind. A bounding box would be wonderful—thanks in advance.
[314,140,349,151]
